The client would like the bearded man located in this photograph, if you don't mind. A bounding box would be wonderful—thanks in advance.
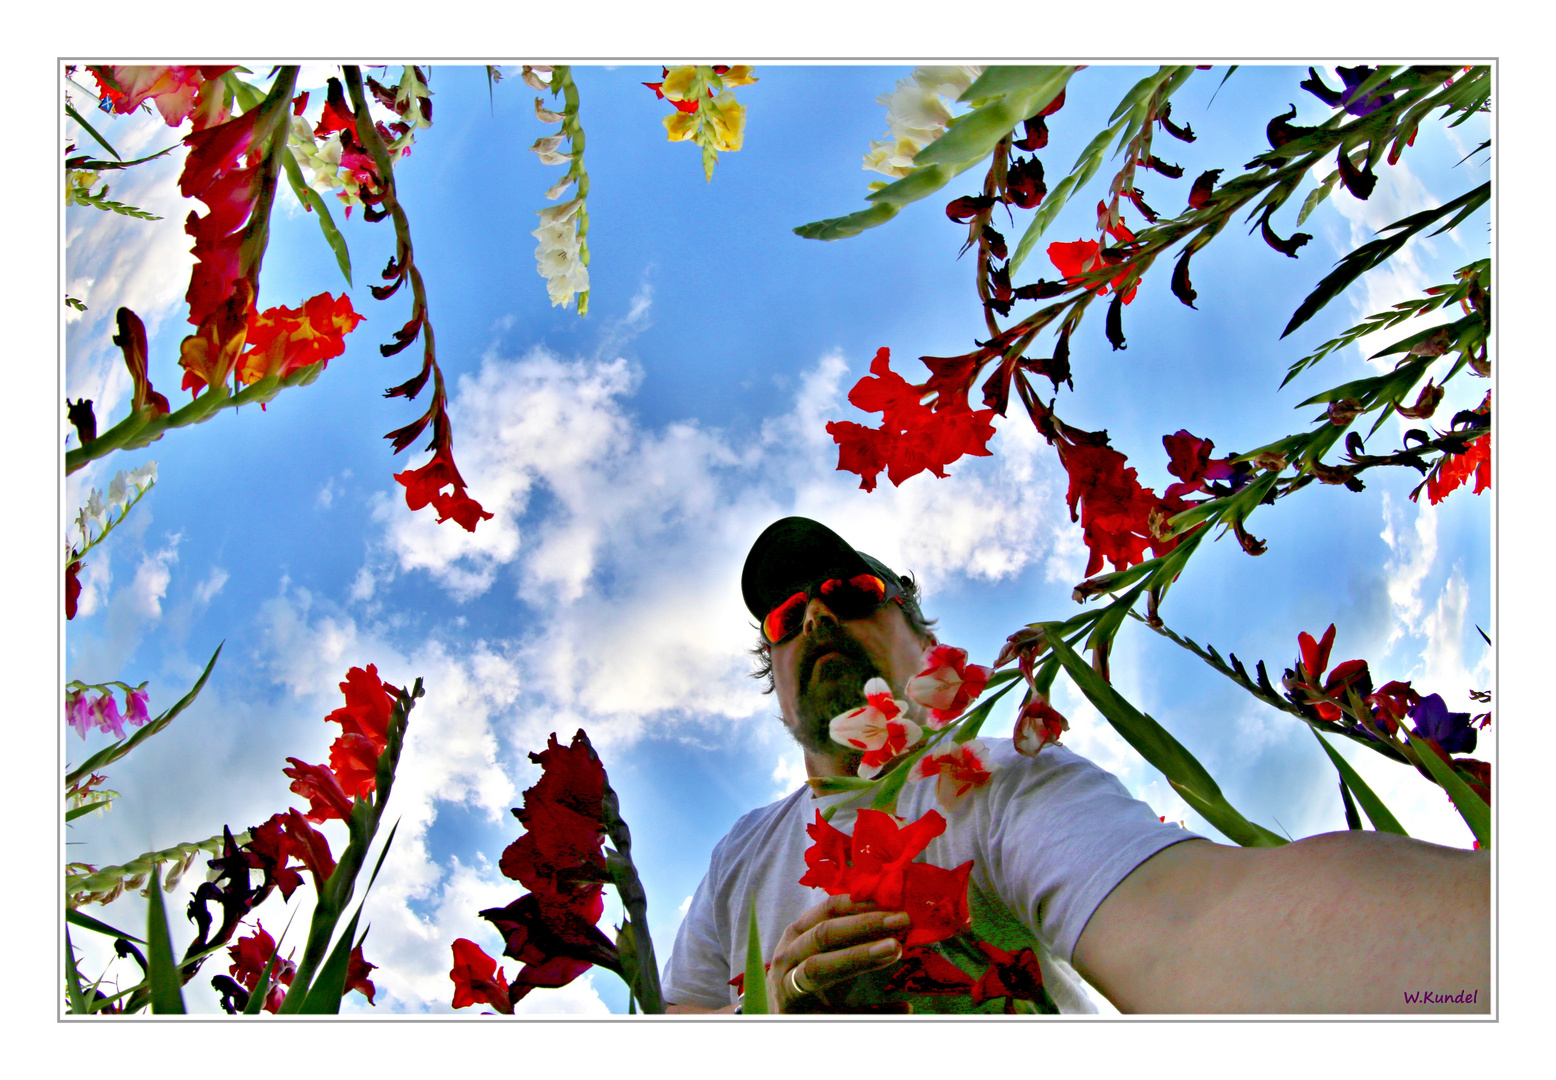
[661,517,1489,1014]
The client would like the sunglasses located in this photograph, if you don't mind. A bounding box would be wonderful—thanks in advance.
[761,573,901,645]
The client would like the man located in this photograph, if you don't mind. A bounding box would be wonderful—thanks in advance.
[661,517,1490,1014]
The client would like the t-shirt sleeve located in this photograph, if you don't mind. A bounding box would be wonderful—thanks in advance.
[970,744,1202,966]
[660,848,735,1010]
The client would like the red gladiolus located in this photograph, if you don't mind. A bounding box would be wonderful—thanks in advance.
[450,938,514,1013]
[826,347,998,492]
[1047,239,1138,304]
[243,813,306,899]
[1418,435,1490,506]
[1058,438,1166,578]
[326,664,398,749]
[799,808,971,947]
[283,757,356,823]
[904,644,994,727]
[394,447,494,532]
[1014,697,1069,756]
[1298,624,1337,683]
[1366,680,1420,733]
[1161,429,1235,500]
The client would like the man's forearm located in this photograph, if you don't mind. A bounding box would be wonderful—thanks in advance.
[1074,832,1489,1013]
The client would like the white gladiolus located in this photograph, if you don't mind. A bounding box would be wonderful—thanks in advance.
[532,198,589,308]
[862,65,985,178]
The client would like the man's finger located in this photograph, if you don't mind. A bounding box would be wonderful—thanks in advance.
[800,935,904,992]
[781,894,881,945]
[803,909,907,957]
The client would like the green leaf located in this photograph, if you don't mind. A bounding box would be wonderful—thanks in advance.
[67,642,222,787]
[65,929,90,1014]
[1295,170,1339,228]
[298,913,366,1014]
[913,96,1031,167]
[743,899,768,1014]
[281,148,352,286]
[865,162,963,207]
[144,864,185,1014]
[1083,581,1150,654]
[951,677,1020,744]
[1282,182,1489,338]
[1047,632,1285,847]
[1007,173,1077,275]
[1110,70,1167,124]
[1206,65,1239,108]
[65,102,120,160]
[1399,728,1490,848]
[66,907,146,945]
[793,201,899,241]
[66,799,114,822]
[1308,728,1408,835]
[959,65,1073,106]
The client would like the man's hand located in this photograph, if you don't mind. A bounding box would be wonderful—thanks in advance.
[766,894,913,1013]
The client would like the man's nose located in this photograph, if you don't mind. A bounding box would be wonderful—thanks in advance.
[801,596,838,637]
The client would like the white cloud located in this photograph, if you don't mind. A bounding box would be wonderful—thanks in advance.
[1379,492,1438,648]
[193,566,229,606]
[770,751,807,800]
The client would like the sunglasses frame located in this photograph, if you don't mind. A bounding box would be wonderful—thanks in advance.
[761,573,903,646]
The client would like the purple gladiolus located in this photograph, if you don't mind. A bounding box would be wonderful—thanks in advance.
[1337,66,1394,116]
[93,693,126,739]
[1409,693,1476,755]
[126,687,151,727]
[67,692,95,739]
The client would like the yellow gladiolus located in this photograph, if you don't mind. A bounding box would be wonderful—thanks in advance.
[706,92,745,152]
[719,65,758,87]
[660,65,699,102]
[664,110,699,142]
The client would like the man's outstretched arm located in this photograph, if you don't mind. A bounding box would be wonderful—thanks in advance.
[1071,831,1489,1013]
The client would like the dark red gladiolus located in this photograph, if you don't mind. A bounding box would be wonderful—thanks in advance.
[1187,168,1223,209]
[969,940,1045,1005]
[66,560,83,620]
[882,948,976,995]
[1006,156,1046,209]
[945,194,996,222]
[345,945,378,1005]
[1366,680,1420,733]
[479,887,621,1003]
[228,923,296,1013]
[1161,429,1235,500]
[450,938,513,1013]
[242,814,306,900]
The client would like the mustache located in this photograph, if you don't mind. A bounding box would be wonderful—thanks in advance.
[798,623,873,688]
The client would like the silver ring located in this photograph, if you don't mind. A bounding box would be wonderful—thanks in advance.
[785,963,813,999]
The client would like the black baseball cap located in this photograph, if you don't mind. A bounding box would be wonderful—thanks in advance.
[741,516,920,623]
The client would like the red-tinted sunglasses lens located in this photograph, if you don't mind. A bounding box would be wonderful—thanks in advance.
[762,575,890,644]
[818,574,887,618]
[762,591,809,645]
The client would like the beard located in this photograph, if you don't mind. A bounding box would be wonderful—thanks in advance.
[787,624,883,755]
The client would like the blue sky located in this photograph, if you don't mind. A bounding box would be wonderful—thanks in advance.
[60,62,1493,1017]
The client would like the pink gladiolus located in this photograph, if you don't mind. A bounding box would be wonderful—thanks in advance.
[904,645,994,727]
[125,687,151,727]
[67,692,94,739]
[93,693,126,739]
[913,740,993,809]
[830,678,922,779]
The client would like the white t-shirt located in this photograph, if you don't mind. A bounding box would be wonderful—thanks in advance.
[661,741,1202,1013]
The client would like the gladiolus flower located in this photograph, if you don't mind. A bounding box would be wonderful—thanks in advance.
[830,678,921,779]
[968,940,1045,1006]
[394,447,494,532]
[345,946,378,1005]
[1014,697,1068,756]
[800,808,972,946]
[89,66,233,129]
[882,948,977,995]
[913,741,993,809]
[125,686,150,727]
[92,693,126,739]
[450,938,513,1013]
[1418,435,1490,506]
[67,691,94,739]
[283,757,356,823]
[234,292,363,387]
[227,922,296,1013]
[1410,693,1477,756]
[66,560,83,620]
[904,645,993,727]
